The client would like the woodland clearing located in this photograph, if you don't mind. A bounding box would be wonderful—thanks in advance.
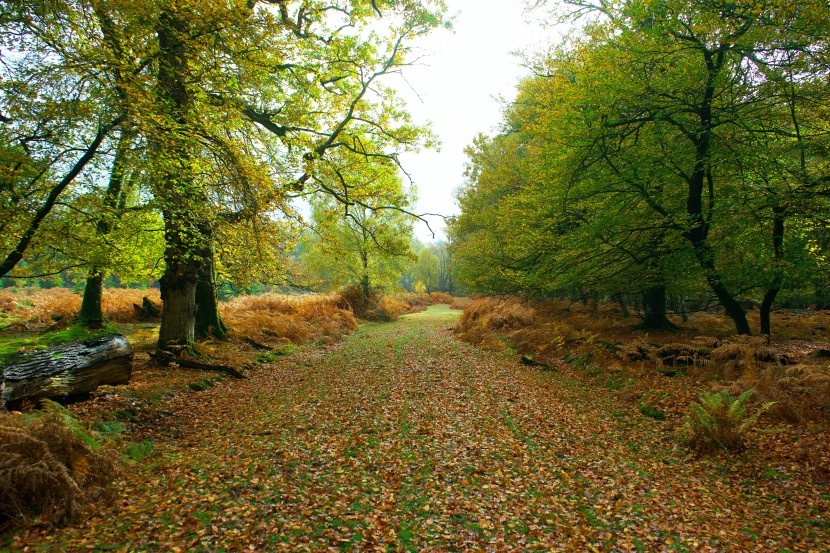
[3,304,829,552]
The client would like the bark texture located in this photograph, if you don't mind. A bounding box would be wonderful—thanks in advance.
[1,335,132,406]
[154,10,202,350]
[78,272,104,326]
[194,225,228,341]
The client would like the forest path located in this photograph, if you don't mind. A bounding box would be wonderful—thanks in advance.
[21,305,828,552]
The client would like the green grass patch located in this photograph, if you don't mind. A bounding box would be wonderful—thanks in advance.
[639,404,667,420]
[96,421,127,440]
[255,345,298,364]
[188,378,215,392]
[124,440,155,462]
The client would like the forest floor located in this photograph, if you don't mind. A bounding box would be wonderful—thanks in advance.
[5,305,830,552]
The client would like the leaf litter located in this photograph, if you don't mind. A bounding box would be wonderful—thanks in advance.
[6,305,829,552]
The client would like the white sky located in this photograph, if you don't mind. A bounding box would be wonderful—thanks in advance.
[391,1,558,242]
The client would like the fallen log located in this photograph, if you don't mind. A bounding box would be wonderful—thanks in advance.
[150,351,245,379]
[1,335,132,407]
[520,355,555,371]
[244,338,274,351]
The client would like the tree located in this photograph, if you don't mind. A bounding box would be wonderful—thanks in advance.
[412,247,439,294]
[147,0,447,349]
[432,241,454,293]
[0,0,127,279]
[452,0,830,335]
[1,0,447,351]
[302,154,415,301]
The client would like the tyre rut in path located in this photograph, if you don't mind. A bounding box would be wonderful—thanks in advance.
[24,305,830,552]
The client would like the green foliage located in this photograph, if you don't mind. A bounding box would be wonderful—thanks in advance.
[123,440,155,463]
[564,353,593,369]
[38,399,102,451]
[255,345,298,364]
[301,154,416,295]
[450,0,830,334]
[639,404,666,421]
[411,248,440,294]
[1,0,449,347]
[188,379,215,392]
[681,389,775,454]
[95,421,126,441]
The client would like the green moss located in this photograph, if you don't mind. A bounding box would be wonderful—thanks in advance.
[252,344,299,365]
[639,404,667,421]
[124,440,155,463]
[0,312,20,331]
[188,378,215,391]
[0,322,121,362]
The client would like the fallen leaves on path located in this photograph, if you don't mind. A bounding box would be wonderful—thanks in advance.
[7,306,829,552]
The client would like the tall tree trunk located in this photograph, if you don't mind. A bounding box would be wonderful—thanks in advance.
[360,249,370,303]
[681,47,751,335]
[79,129,132,326]
[78,272,105,326]
[155,10,201,351]
[195,224,228,341]
[614,292,630,318]
[760,205,785,335]
[678,295,689,322]
[158,268,197,349]
[691,241,751,334]
[638,285,676,330]
[194,266,227,340]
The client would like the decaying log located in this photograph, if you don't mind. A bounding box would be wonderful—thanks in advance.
[1,335,133,406]
[244,338,274,351]
[520,355,555,371]
[151,351,246,379]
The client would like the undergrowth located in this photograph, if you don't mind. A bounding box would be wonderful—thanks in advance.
[456,297,830,424]
[0,400,118,527]
[221,293,357,346]
[0,288,162,328]
[681,389,775,454]
[335,285,457,322]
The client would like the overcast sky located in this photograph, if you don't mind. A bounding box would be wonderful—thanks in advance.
[391,1,558,242]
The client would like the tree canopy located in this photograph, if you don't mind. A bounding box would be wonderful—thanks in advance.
[1,0,448,348]
[451,0,830,334]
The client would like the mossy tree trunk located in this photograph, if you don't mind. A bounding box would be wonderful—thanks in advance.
[154,10,201,352]
[360,248,370,305]
[79,129,133,327]
[614,292,630,318]
[195,223,228,341]
[78,272,105,326]
[681,47,751,336]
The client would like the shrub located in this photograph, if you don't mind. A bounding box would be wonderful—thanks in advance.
[222,292,356,345]
[102,288,162,322]
[371,295,406,321]
[336,285,407,321]
[0,287,163,327]
[429,292,454,304]
[0,400,118,526]
[681,389,774,454]
[639,404,666,421]
[335,285,369,316]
